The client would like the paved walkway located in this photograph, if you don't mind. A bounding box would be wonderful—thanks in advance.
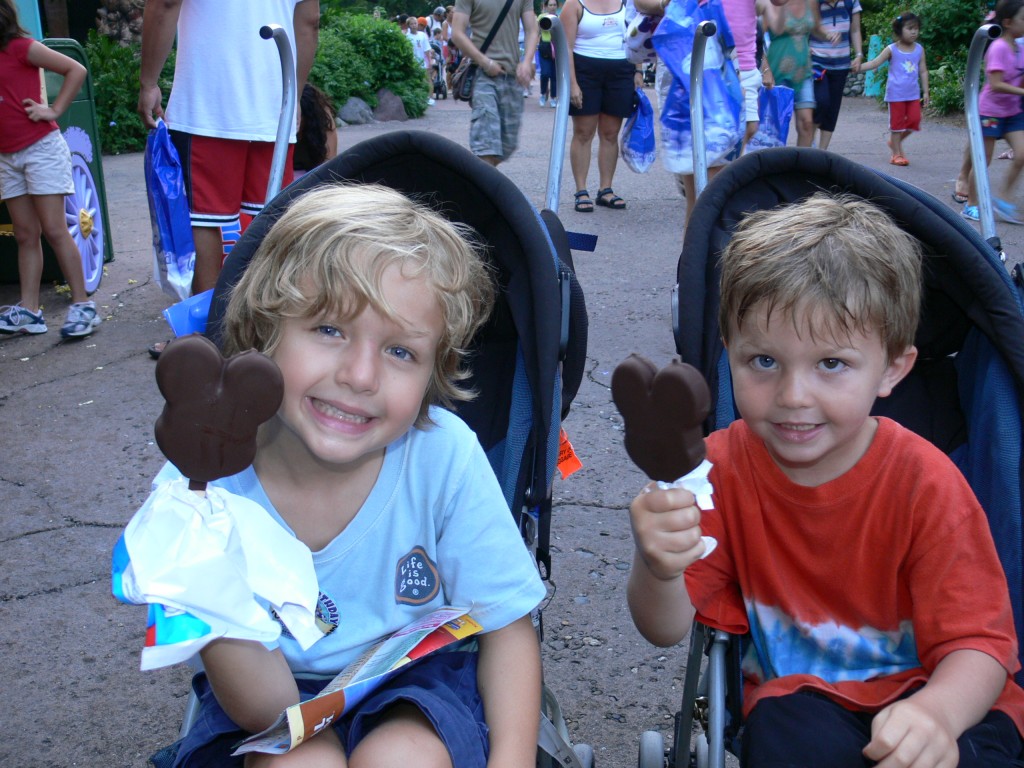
[1,92,1020,767]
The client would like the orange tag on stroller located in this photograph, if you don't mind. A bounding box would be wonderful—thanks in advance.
[557,428,583,479]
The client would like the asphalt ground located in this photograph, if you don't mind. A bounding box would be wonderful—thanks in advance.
[3,92,1024,767]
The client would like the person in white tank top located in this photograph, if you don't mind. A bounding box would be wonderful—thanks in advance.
[561,0,639,211]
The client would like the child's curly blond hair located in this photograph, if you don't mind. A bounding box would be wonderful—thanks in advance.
[223,183,495,426]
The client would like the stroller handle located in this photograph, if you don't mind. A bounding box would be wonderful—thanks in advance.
[690,21,717,198]
[965,23,1002,250]
[541,14,571,213]
[261,23,297,203]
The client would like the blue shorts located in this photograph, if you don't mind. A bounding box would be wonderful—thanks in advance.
[173,650,488,767]
[981,112,1024,139]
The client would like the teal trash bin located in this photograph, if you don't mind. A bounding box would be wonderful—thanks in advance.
[864,34,887,98]
[0,37,113,294]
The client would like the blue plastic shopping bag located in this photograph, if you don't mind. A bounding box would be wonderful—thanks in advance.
[145,119,195,301]
[621,87,657,173]
[746,85,795,152]
[652,0,742,174]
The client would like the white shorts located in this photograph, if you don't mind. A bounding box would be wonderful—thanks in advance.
[0,129,74,199]
[739,68,762,124]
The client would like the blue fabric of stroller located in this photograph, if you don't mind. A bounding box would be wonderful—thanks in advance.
[674,147,1024,683]
[205,130,587,540]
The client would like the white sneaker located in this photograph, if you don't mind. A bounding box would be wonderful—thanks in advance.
[427,98,436,106]
[0,304,47,334]
[549,98,557,108]
[60,301,101,338]
[539,95,547,106]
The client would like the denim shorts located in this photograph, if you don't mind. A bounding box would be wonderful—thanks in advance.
[0,129,73,198]
[981,111,1024,139]
[775,74,815,110]
[173,650,488,767]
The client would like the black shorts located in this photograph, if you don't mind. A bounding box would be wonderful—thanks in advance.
[570,53,636,118]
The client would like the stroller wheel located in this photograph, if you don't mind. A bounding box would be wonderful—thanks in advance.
[638,730,665,768]
[694,731,710,768]
[574,743,595,768]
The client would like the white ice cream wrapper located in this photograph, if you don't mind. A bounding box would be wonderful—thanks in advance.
[656,459,717,558]
[116,478,321,667]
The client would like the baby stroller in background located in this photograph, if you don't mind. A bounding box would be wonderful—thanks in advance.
[431,39,448,99]
[149,130,593,767]
[638,146,1024,768]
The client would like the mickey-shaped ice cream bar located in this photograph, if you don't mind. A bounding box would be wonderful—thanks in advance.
[611,354,710,481]
[611,354,717,558]
[155,334,284,491]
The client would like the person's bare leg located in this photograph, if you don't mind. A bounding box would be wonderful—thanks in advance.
[5,195,44,311]
[34,194,88,303]
[244,727,347,767]
[570,114,599,192]
[899,130,913,160]
[955,143,972,200]
[1000,131,1024,199]
[682,165,724,225]
[966,137,997,208]
[743,119,758,153]
[889,130,903,158]
[795,107,815,147]
[818,129,834,151]
[191,225,226,295]
[349,704,452,768]
[596,112,624,192]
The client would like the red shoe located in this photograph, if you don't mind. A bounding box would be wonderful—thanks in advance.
[890,155,909,167]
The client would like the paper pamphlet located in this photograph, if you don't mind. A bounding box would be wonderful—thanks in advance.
[232,606,482,755]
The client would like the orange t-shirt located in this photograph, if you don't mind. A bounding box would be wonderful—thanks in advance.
[687,417,1024,733]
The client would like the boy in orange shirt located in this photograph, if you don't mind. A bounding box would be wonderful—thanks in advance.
[627,193,1024,766]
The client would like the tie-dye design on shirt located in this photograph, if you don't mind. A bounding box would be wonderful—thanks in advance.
[742,600,921,684]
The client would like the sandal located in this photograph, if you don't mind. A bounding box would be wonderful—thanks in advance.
[595,187,626,209]
[889,155,909,167]
[574,189,594,212]
[951,189,969,205]
[1000,149,1015,160]
[148,340,170,360]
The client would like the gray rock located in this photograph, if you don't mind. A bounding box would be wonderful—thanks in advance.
[339,97,375,125]
[373,89,409,122]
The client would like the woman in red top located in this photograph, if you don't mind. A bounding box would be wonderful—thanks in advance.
[0,0,97,338]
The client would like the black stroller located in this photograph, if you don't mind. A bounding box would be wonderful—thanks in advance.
[148,130,593,767]
[638,147,1024,768]
[431,40,448,99]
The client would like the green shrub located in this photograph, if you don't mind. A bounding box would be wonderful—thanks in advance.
[84,30,174,154]
[312,12,429,118]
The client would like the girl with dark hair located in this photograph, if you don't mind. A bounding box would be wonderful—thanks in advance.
[293,83,337,179]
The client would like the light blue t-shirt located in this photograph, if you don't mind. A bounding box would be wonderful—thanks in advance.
[154,406,546,677]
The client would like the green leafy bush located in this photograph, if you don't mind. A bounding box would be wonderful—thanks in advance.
[84,30,174,154]
[311,12,429,118]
